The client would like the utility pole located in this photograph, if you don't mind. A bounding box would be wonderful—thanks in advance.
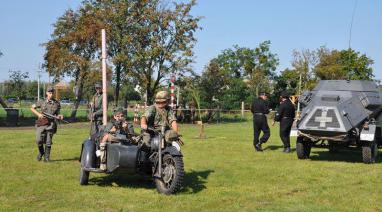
[37,66,42,101]
[297,73,302,113]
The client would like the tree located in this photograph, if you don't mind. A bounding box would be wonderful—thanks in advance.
[119,0,201,104]
[314,48,374,80]
[291,49,318,90]
[43,6,104,120]
[240,41,279,97]
[8,70,29,99]
[199,42,278,112]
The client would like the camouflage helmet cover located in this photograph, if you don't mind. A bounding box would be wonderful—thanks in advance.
[113,107,124,115]
[155,91,169,102]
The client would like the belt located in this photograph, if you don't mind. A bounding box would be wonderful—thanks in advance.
[253,113,264,115]
[282,117,293,119]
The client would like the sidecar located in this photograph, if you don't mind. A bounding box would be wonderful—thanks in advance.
[79,132,184,195]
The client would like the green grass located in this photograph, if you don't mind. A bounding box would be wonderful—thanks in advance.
[1,121,382,211]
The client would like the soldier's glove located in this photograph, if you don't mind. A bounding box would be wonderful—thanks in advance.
[175,137,184,146]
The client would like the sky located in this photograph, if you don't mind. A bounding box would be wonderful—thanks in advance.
[0,0,381,83]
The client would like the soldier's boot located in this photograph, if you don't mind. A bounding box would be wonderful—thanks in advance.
[36,145,44,161]
[255,142,263,152]
[44,146,51,162]
[99,143,107,171]
[283,147,291,153]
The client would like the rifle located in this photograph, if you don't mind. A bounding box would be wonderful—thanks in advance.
[42,112,70,124]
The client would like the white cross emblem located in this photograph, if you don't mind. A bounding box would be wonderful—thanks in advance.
[314,109,332,127]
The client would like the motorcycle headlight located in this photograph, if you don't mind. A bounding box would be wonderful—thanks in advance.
[172,141,181,152]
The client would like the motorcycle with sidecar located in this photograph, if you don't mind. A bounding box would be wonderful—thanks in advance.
[79,126,184,194]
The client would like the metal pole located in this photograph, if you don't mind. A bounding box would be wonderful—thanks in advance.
[43,82,45,100]
[101,29,107,126]
[37,71,40,101]
[297,73,302,113]
[176,86,180,106]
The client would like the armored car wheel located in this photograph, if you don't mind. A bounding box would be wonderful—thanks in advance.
[296,136,311,159]
[154,154,184,195]
[362,141,378,164]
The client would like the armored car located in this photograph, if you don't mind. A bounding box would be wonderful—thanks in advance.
[296,80,382,163]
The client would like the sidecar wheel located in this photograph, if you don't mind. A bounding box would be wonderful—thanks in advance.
[154,154,184,195]
[79,168,89,185]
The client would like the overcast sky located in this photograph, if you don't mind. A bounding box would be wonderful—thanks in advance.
[0,0,381,82]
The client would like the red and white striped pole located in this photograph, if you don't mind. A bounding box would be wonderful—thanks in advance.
[133,104,139,124]
[170,74,176,110]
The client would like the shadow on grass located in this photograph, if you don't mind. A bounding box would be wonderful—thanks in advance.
[181,169,214,194]
[309,147,382,163]
[89,173,155,189]
[87,169,215,193]
[51,156,80,162]
[263,145,283,151]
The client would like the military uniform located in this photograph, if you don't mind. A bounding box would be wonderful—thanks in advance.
[90,83,103,136]
[33,97,61,161]
[141,105,177,146]
[274,93,296,153]
[101,119,135,142]
[251,96,270,151]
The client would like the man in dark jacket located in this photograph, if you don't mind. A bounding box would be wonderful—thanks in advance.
[251,92,270,151]
[274,91,296,153]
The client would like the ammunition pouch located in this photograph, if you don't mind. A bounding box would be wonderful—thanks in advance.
[36,117,50,127]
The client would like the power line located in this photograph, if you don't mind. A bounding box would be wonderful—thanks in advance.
[348,0,358,49]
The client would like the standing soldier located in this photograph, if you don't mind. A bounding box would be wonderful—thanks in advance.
[251,91,270,152]
[89,82,103,136]
[273,91,296,153]
[30,86,63,162]
[140,91,179,148]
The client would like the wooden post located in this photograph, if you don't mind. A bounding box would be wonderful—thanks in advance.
[241,101,244,118]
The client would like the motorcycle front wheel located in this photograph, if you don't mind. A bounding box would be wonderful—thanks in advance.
[154,154,184,195]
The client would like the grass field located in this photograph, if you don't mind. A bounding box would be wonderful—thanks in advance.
[1,120,382,211]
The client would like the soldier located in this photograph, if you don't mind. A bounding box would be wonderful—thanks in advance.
[89,82,103,136]
[251,91,270,152]
[140,91,179,148]
[273,91,296,153]
[98,107,134,170]
[30,86,63,162]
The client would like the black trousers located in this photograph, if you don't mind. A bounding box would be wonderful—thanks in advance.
[280,118,294,148]
[253,115,270,147]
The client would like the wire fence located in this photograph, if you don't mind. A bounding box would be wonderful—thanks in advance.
[0,104,263,127]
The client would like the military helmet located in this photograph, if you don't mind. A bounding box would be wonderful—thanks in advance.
[280,91,290,98]
[47,86,55,92]
[113,107,124,115]
[94,82,102,89]
[259,91,268,96]
[155,91,169,102]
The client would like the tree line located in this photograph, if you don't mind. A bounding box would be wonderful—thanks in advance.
[1,0,377,121]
